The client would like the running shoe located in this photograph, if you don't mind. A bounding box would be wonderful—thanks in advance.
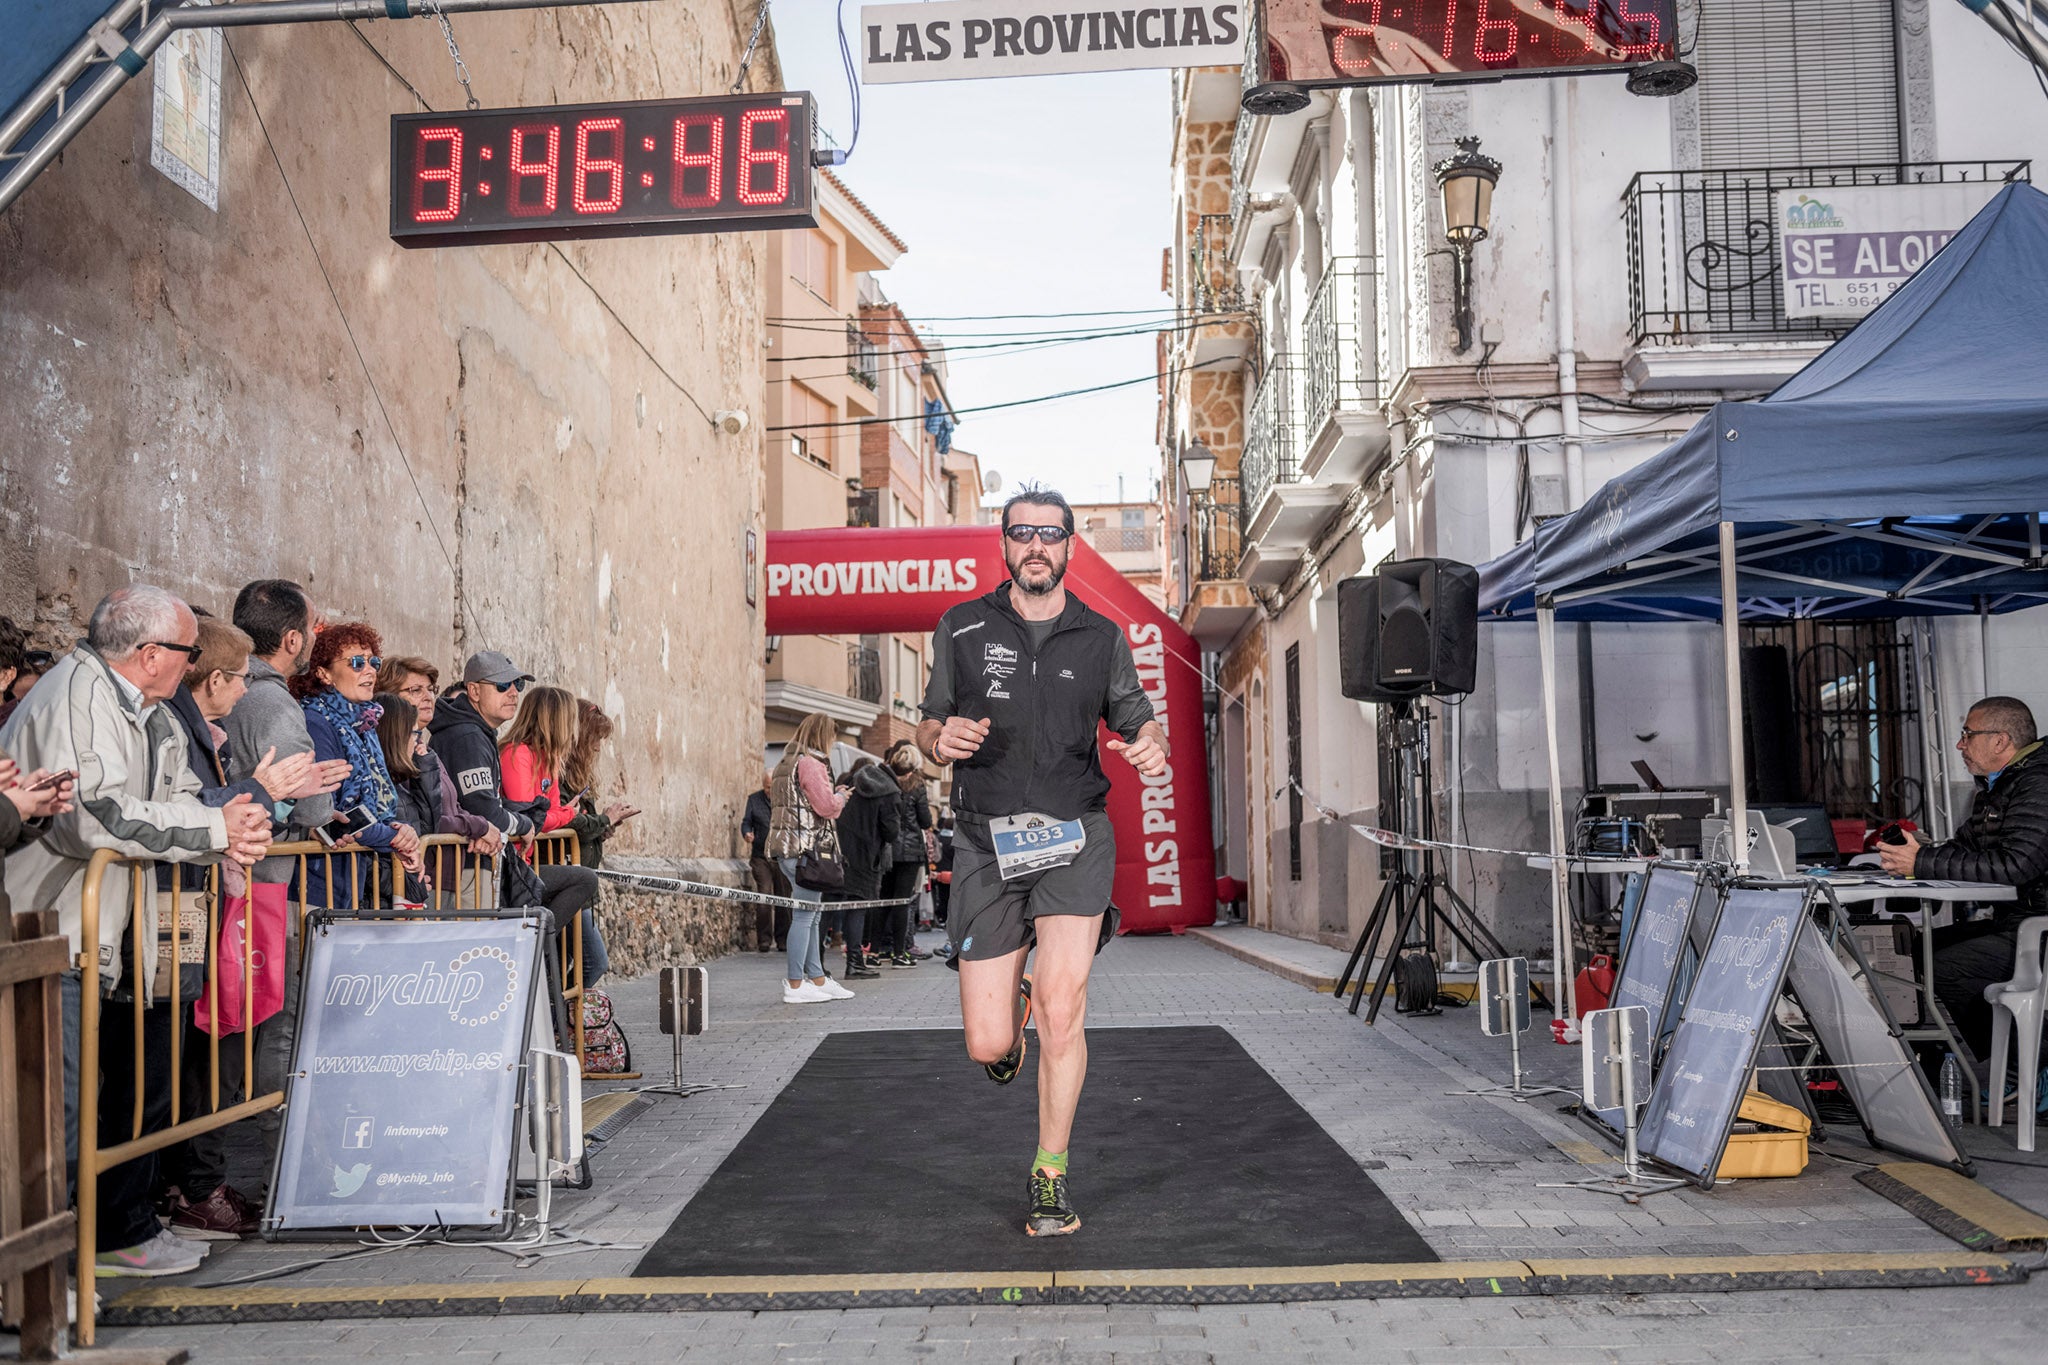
[984,975,1034,1085]
[96,1228,204,1278]
[1025,1167,1080,1237]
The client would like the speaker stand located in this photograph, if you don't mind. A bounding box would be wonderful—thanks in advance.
[1334,700,1552,1023]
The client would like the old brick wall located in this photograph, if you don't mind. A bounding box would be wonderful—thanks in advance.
[0,5,778,902]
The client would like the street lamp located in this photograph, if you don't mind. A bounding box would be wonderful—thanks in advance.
[1180,439,1217,496]
[1431,136,1502,354]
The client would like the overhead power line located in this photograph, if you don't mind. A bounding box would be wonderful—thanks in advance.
[767,358,1237,433]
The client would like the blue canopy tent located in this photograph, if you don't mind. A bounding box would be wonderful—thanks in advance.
[1476,182,2048,1014]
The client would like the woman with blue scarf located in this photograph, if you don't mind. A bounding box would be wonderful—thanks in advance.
[290,622,422,909]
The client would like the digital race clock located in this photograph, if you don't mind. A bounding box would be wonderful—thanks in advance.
[1258,0,1677,87]
[389,92,817,249]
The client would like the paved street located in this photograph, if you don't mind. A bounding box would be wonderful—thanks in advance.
[97,926,2048,1362]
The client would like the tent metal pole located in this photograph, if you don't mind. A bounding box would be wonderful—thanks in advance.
[1720,521,1750,874]
[0,0,652,216]
[1537,599,1576,1019]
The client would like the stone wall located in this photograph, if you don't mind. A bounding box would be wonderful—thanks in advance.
[0,4,777,874]
[596,857,759,974]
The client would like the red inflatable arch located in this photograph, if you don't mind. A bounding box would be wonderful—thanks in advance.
[765,526,1216,936]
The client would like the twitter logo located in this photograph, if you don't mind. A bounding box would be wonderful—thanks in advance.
[331,1162,371,1198]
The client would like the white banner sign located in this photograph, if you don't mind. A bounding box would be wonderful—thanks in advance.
[1777,181,2005,319]
[859,1,1246,83]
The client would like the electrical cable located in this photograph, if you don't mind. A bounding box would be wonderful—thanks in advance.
[225,36,481,639]
[767,356,1235,432]
[769,317,1231,364]
[834,0,862,160]
[769,306,1218,323]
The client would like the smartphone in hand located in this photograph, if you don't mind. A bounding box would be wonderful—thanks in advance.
[25,769,76,792]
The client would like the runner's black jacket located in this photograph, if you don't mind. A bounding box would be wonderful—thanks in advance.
[922,586,1151,822]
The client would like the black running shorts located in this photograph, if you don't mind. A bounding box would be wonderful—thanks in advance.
[947,810,1116,962]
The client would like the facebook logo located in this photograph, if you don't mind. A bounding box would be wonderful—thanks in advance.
[341,1116,375,1150]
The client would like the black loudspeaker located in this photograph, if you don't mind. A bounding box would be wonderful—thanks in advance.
[1338,558,1480,702]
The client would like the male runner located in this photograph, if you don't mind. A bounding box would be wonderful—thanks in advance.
[918,484,1168,1237]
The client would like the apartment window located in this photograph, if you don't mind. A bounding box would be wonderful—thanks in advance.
[787,382,833,471]
[1695,0,1900,166]
[791,230,837,305]
[1285,643,1303,882]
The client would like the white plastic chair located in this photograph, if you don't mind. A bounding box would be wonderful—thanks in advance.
[1985,918,2048,1152]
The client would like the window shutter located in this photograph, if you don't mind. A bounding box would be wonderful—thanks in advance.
[1695,0,1900,167]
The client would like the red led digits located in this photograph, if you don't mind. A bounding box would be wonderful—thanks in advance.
[410,125,463,223]
[1612,0,1665,57]
[571,117,625,215]
[507,123,560,217]
[671,113,725,209]
[1472,0,1518,63]
[736,107,790,207]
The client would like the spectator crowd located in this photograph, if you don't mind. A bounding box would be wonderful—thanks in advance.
[0,581,640,1282]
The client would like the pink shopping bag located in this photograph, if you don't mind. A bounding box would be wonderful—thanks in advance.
[193,883,288,1036]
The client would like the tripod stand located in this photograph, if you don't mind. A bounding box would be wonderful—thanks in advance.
[1335,698,1552,1023]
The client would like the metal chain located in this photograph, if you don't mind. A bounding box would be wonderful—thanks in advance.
[422,0,480,109]
[729,0,771,94]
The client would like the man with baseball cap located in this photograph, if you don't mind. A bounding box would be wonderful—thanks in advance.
[429,650,535,846]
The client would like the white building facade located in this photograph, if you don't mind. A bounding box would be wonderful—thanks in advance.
[1161,0,2048,953]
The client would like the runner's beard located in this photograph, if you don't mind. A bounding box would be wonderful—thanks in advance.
[1010,551,1067,595]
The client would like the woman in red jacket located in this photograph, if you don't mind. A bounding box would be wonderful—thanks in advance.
[502,685,608,982]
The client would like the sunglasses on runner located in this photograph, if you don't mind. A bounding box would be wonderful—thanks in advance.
[1003,524,1071,545]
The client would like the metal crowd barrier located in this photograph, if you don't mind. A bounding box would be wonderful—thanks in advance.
[0,909,74,1360]
[70,828,588,1344]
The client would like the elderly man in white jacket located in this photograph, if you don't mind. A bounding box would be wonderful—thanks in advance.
[0,584,269,1277]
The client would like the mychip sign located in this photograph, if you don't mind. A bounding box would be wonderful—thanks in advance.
[268,917,543,1235]
[1778,181,2005,319]
[859,0,1246,82]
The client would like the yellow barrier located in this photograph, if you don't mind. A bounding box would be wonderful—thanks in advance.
[69,829,589,1345]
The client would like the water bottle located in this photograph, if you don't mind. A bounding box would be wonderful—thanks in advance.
[1939,1052,1964,1128]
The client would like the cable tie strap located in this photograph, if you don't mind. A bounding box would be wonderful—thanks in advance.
[89,20,146,73]
[386,0,412,17]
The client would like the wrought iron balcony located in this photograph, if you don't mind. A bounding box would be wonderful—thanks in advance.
[1623,161,2029,346]
[848,644,882,705]
[1194,474,1242,582]
[1299,258,1388,482]
[1238,360,1303,531]
[847,321,879,389]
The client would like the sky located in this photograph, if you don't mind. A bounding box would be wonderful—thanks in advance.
[772,3,1174,506]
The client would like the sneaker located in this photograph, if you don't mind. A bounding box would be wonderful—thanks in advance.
[96,1228,204,1278]
[890,952,918,969]
[169,1183,260,1239]
[846,962,882,979]
[816,978,856,1000]
[985,976,1034,1086]
[1025,1168,1080,1237]
[783,982,832,1004]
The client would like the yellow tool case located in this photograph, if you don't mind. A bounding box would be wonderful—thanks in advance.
[1715,1090,1812,1179]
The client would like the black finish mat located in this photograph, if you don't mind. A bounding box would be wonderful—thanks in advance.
[634,1025,1438,1276]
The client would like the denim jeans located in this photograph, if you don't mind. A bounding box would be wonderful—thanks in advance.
[778,858,824,981]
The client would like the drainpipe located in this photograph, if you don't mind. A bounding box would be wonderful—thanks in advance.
[1551,80,1585,510]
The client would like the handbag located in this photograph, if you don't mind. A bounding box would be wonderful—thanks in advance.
[194,882,289,1036]
[794,822,845,892]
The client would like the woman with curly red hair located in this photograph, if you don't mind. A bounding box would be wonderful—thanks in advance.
[289,621,421,908]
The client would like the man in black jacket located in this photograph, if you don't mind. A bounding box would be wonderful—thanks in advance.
[917,485,1167,1239]
[1882,696,2048,1065]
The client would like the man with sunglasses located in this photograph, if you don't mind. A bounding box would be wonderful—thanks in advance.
[917,484,1167,1239]
[428,651,538,852]
[1,585,271,1277]
[1881,696,2048,1078]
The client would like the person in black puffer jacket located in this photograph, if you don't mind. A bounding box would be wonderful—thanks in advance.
[879,741,935,965]
[829,759,900,978]
[1881,696,2048,1065]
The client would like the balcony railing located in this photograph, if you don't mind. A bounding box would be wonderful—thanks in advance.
[1087,525,1155,555]
[1624,161,2029,345]
[1302,258,1380,425]
[847,322,879,389]
[1239,361,1303,528]
[848,644,882,705]
[1195,474,1242,582]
